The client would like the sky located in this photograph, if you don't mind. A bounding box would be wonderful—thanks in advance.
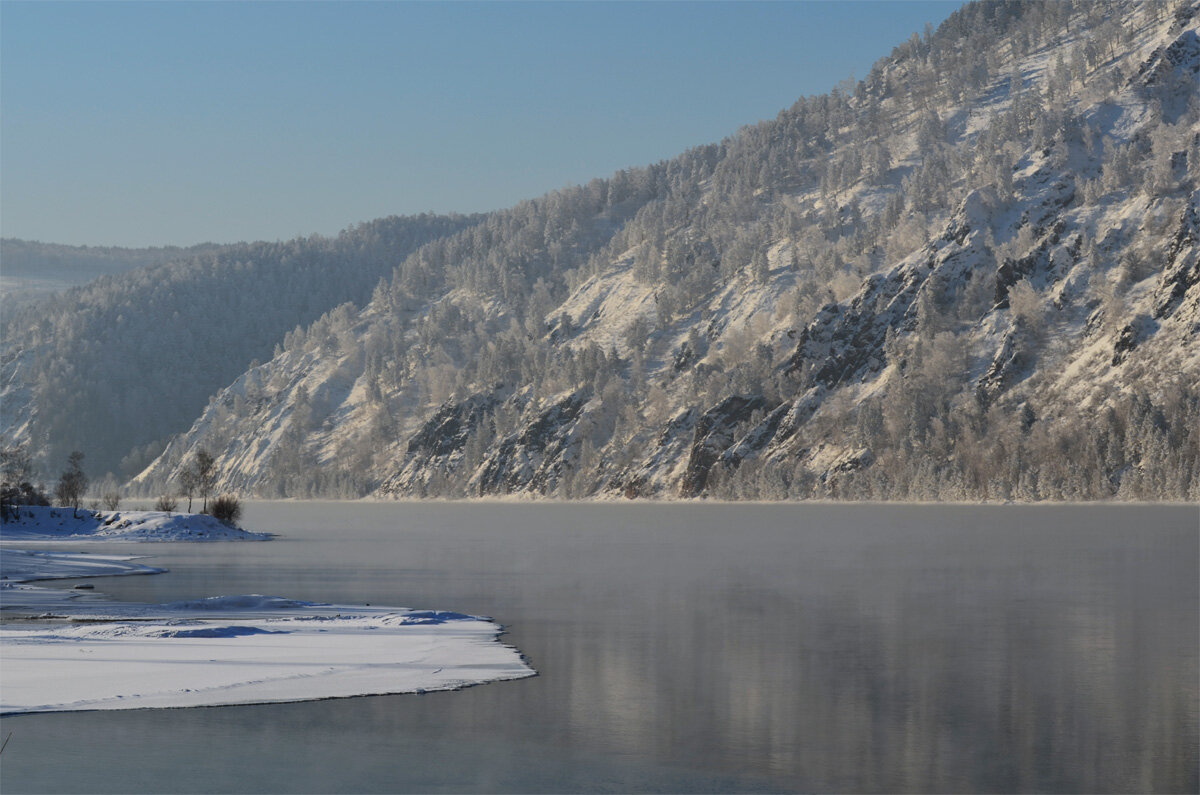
[1,1,959,248]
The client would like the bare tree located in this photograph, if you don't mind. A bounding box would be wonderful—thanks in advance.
[1,442,49,520]
[55,451,88,518]
[194,449,218,513]
[179,467,198,513]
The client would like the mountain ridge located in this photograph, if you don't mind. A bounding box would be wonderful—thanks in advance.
[1,213,483,476]
[10,0,1199,502]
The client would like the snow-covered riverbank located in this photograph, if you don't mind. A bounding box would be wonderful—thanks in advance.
[0,505,271,541]
[1,596,536,714]
[0,507,536,714]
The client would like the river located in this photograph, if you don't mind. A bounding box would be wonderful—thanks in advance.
[2,501,1196,793]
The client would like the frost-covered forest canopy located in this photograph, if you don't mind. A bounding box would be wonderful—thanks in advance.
[2,214,481,476]
[0,239,229,315]
[4,0,1199,503]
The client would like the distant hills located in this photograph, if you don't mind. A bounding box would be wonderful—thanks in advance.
[0,239,229,313]
[1,215,481,476]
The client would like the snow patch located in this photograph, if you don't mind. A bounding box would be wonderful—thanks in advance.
[1,554,535,714]
[0,506,270,542]
[1,598,535,713]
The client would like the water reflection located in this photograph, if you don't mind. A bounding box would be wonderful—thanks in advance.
[4,502,1196,793]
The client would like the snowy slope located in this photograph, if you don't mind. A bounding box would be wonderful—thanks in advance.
[133,0,1200,502]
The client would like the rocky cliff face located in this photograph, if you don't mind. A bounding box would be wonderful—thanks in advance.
[131,0,1200,502]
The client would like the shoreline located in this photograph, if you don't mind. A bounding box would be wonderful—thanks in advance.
[0,509,535,715]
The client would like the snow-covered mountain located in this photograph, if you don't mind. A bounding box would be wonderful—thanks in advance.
[1,214,480,477]
[85,1,1200,500]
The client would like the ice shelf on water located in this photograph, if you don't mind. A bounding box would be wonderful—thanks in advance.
[1,547,165,612]
[0,597,536,714]
[0,510,536,714]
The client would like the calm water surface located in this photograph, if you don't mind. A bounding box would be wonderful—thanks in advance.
[2,502,1197,793]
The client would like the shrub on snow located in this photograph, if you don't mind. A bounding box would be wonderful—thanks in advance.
[208,494,242,525]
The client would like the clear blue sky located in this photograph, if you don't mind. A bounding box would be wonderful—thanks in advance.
[2,1,958,247]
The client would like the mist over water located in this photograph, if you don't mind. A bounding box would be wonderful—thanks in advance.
[4,502,1197,793]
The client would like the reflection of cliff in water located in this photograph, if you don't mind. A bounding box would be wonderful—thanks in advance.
[555,508,1199,793]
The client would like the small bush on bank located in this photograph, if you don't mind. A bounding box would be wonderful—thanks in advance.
[155,494,178,513]
[207,494,242,525]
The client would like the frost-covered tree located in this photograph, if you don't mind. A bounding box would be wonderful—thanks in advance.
[55,451,88,517]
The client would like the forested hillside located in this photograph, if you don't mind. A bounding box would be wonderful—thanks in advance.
[133,167,708,496]
[0,239,227,313]
[1,214,480,477]
[30,0,1200,502]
